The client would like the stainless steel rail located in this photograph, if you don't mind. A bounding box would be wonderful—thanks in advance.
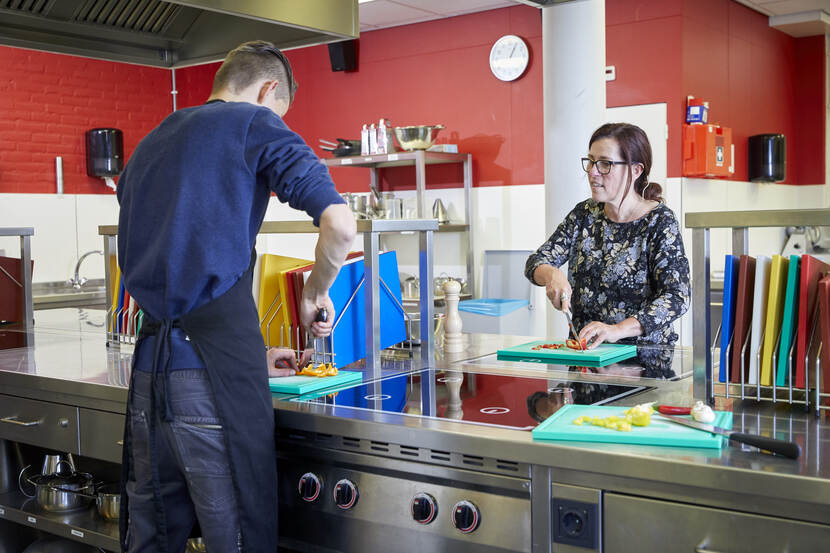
[685,208,830,412]
[0,227,34,346]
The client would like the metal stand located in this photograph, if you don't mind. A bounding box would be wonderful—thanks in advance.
[322,151,475,298]
[686,208,830,415]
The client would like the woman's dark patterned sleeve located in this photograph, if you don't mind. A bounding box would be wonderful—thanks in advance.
[524,208,578,285]
[634,211,691,336]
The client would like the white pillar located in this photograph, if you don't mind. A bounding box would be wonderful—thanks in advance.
[542,0,606,337]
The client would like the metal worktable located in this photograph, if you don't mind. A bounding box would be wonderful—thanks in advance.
[0,309,828,552]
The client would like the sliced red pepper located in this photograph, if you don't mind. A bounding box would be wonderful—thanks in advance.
[657,405,692,415]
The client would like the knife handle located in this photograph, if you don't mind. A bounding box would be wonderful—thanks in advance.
[728,432,801,459]
[315,308,328,323]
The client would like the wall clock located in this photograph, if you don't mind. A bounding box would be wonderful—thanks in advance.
[489,34,529,82]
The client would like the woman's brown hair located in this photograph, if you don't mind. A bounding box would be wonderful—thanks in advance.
[589,123,662,202]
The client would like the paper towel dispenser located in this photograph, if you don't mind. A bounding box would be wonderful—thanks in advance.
[86,128,123,178]
[748,134,786,183]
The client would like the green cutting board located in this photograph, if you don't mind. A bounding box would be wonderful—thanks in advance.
[269,370,362,395]
[497,340,637,366]
[532,404,732,449]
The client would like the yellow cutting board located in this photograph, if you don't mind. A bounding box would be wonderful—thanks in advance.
[257,254,311,348]
[760,255,788,386]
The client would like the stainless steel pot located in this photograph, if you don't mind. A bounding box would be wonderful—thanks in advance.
[96,483,120,520]
[19,466,95,512]
[403,276,419,298]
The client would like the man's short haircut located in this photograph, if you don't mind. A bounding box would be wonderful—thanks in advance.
[212,40,298,105]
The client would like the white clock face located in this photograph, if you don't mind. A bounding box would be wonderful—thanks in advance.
[489,35,529,82]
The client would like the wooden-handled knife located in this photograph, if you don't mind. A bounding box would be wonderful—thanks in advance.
[658,413,801,459]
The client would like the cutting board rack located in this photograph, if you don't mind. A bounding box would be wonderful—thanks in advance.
[686,209,830,416]
[99,219,438,374]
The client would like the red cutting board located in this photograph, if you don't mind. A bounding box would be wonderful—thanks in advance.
[0,256,34,322]
[795,255,830,388]
[819,276,830,405]
[730,255,756,383]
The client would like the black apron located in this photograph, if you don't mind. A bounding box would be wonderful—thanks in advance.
[120,251,277,553]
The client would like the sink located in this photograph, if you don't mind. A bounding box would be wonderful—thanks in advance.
[32,279,107,310]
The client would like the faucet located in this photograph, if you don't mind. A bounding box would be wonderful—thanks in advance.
[69,250,104,289]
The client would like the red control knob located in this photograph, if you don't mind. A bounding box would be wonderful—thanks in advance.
[298,473,321,503]
[333,479,358,510]
[411,493,437,524]
[452,500,480,534]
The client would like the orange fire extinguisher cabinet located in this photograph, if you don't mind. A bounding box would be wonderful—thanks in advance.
[682,124,734,178]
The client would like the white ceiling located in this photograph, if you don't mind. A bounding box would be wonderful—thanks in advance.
[359,0,830,37]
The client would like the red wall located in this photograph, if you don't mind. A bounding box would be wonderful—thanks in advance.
[0,46,171,194]
[0,1,824,194]
[607,0,824,184]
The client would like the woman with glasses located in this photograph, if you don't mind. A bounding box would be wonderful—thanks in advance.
[525,122,690,351]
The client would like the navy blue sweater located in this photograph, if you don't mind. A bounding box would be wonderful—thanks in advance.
[117,101,344,322]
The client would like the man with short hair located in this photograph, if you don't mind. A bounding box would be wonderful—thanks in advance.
[117,40,355,553]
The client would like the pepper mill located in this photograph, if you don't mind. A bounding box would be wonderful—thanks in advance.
[442,279,463,353]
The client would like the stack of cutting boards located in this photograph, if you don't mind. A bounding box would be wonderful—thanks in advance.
[718,253,830,393]
[255,251,407,368]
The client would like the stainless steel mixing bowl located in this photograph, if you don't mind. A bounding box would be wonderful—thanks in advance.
[393,125,445,151]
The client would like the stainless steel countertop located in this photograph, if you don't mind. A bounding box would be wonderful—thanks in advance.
[1,309,828,523]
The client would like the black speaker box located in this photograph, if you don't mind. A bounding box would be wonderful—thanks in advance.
[328,40,357,72]
[748,134,785,183]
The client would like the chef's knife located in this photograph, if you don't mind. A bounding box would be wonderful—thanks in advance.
[312,308,328,365]
[563,309,584,351]
[657,413,801,459]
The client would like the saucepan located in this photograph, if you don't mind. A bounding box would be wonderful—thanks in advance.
[19,463,96,513]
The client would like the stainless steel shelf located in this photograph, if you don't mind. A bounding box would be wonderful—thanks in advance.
[0,491,119,551]
[321,151,467,168]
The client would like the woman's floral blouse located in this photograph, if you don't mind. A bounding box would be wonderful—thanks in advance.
[525,199,690,347]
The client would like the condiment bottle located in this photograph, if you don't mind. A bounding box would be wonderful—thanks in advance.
[360,124,369,155]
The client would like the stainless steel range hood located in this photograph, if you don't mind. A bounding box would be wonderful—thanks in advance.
[0,0,358,67]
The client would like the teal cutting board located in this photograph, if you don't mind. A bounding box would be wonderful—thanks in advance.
[532,404,733,449]
[269,370,363,395]
[775,255,800,386]
[497,340,636,366]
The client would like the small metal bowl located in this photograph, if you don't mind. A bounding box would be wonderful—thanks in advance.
[393,125,445,151]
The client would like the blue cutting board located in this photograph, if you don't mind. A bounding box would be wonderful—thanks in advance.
[269,370,363,395]
[719,255,739,382]
[532,404,732,449]
[497,340,636,366]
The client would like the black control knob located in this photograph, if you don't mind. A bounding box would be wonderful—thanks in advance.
[298,473,321,503]
[411,493,437,524]
[452,500,480,534]
[333,479,358,510]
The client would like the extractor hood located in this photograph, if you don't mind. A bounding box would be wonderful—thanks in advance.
[0,0,358,67]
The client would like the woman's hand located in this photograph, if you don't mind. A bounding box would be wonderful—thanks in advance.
[577,322,622,349]
[533,264,572,312]
[578,317,644,349]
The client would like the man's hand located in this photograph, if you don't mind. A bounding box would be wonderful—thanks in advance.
[266,348,314,378]
[299,295,335,338]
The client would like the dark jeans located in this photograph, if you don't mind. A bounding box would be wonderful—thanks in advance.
[126,370,241,553]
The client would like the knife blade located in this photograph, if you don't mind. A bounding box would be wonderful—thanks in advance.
[657,413,801,459]
[563,309,584,351]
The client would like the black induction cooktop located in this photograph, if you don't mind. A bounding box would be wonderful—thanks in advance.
[289,368,651,431]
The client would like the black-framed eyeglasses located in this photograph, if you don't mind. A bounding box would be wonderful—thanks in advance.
[581,157,627,175]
